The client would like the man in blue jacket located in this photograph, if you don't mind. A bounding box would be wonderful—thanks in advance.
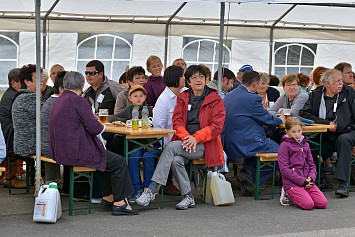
[222,70,284,195]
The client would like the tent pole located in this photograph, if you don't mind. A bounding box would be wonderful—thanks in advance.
[35,0,42,195]
[217,2,225,96]
[42,0,60,69]
[268,4,297,75]
[164,2,187,68]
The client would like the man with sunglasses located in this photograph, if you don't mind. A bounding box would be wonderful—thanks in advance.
[82,60,126,115]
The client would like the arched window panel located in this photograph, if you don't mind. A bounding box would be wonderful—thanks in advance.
[182,38,231,74]
[274,42,316,79]
[77,33,132,81]
[0,33,19,87]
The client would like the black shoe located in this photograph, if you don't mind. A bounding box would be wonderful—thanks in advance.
[335,184,349,197]
[100,199,114,211]
[112,204,139,216]
[238,180,253,196]
[318,180,333,192]
[236,169,255,187]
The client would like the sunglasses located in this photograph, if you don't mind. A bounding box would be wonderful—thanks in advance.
[85,71,99,76]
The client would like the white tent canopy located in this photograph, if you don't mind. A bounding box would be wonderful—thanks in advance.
[2,1,355,42]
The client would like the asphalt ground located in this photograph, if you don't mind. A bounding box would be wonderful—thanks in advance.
[2,172,355,237]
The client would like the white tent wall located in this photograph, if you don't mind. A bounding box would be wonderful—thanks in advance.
[47,33,77,72]
[316,43,355,69]
[18,32,77,72]
[231,40,270,73]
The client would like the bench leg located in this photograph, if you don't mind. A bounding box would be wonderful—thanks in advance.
[69,167,74,216]
[88,171,93,214]
[255,157,260,200]
[271,161,276,199]
[8,156,11,195]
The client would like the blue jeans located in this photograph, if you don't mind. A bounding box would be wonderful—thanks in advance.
[128,147,158,193]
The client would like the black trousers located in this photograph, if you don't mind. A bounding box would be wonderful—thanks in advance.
[309,130,355,182]
[99,150,134,202]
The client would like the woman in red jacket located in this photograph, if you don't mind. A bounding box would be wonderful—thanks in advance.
[136,65,226,210]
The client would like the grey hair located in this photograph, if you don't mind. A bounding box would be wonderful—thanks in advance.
[259,72,270,84]
[321,69,340,86]
[63,71,85,90]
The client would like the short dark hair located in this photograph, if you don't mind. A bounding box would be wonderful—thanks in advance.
[19,64,41,89]
[53,71,66,94]
[334,62,352,72]
[242,70,260,86]
[185,65,206,83]
[213,68,236,81]
[8,68,20,87]
[163,65,184,88]
[86,60,104,75]
[119,72,127,84]
[126,66,145,82]
[269,75,280,86]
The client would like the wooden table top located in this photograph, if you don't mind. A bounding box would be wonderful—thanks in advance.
[278,123,334,133]
[105,126,176,139]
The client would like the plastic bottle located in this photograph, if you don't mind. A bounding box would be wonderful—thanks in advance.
[210,172,235,206]
[142,106,149,129]
[33,182,62,223]
[132,107,139,130]
[203,170,213,204]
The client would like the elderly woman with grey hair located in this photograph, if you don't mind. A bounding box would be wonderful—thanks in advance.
[49,71,138,216]
[256,72,280,109]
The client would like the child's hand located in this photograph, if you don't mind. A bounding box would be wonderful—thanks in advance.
[305,177,313,189]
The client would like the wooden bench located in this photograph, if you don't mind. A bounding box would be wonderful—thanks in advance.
[255,153,278,200]
[27,155,96,216]
[189,158,208,203]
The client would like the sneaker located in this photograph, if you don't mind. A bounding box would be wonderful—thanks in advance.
[135,188,155,206]
[176,195,195,210]
[335,183,349,197]
[91,198,102,204]
[161,184,180,196]
[128,190,142,204]
[280,187,291,206]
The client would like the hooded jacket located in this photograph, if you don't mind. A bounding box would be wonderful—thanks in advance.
[171,86,225,167]
[278,134,317,191]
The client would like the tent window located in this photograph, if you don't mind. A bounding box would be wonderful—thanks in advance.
[182,38,231,74]
[77,33,133,82]
[0,33,19,88]
[274,43,316,79]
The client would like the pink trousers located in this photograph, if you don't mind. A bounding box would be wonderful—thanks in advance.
[287,185,328,210]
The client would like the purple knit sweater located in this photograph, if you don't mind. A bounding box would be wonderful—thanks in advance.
[49,90,106,171]
[278,134,317,190]
[144,76,165,107]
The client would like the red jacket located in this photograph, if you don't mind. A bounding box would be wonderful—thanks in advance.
[172,87,225,167]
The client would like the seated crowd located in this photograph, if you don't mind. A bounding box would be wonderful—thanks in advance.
[1,57,355,213]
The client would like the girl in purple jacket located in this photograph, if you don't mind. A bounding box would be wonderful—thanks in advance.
[278,117,327,210]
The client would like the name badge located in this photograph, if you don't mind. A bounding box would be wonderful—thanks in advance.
[333,102,337,113]
[188,104,192,111]
[97,94,105,103]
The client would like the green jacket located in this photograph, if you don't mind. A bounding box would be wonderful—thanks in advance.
[207,79,228,97]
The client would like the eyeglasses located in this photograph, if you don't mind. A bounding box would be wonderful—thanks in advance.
[85,71,99,76]
[190,75,205,81]
[285,83,298,88]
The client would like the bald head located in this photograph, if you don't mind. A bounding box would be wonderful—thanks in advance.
[50,64,65,83]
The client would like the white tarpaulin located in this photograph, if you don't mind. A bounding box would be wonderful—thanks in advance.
[1,1,355,42]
